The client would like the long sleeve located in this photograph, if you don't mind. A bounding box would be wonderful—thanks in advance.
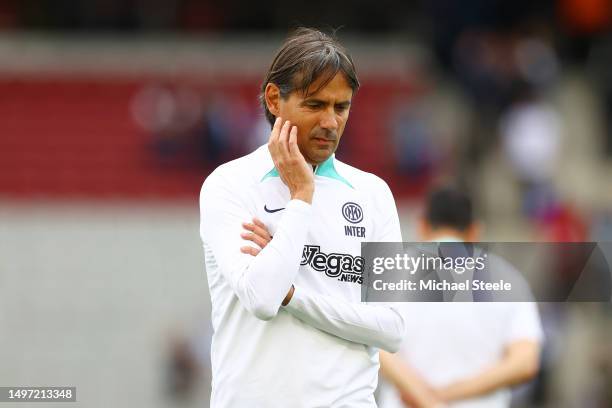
[284,176,406,352]
[283,286,406,352]
[200,171,311,321]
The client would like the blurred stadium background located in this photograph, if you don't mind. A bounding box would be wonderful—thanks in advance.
[0,1,611,407]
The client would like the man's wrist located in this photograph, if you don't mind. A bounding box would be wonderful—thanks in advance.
[436,381,465,402]
[291,188,313,204]
[282,285,295,306]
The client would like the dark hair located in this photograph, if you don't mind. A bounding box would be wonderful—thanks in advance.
[425,187,474,231]
[260,27,360,126]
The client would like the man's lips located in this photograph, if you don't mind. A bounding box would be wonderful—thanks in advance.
[312,137,334,144]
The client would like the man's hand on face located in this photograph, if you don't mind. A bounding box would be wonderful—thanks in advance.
[240,217,295,306]
[268,117,314,204]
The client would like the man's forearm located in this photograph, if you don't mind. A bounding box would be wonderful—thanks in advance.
[282,286,406,352]
[380,351,444,408]
[228,200,310,320]
[201,173,312,321]
[437,340,540,402]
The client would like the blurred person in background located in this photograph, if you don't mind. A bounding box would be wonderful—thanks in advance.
[163,320,214,406]
[499,82,562,221]
[378,187,543,408]
[199,27,407,407]
[390,97,441,179]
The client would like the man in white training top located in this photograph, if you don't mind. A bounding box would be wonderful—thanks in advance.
[199,27,406,407]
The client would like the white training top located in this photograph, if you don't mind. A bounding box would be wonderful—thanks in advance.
[199,144,406,408]
[378,302,543,408]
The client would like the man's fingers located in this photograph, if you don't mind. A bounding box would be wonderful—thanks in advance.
[276,120,290,155]
[252,217,267,230]
[242,221,266,234]
[279,120,291,153]
[288,125,298,154]
[240,246,260,256]
[267,117,282,159]
[243,224,272,241]
[240,218,271,254]
[269,117,282,143]
[244,220,272,240]
[241,232,268,248]
[288,125,308,166]
[269,119,292,170]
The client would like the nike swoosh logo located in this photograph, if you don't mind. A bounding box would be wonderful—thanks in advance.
[264,205,285,213]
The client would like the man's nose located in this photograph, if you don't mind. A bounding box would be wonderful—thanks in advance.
[319,109,339,131]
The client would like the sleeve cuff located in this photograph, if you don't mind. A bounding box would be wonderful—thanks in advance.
[282,284,306,310]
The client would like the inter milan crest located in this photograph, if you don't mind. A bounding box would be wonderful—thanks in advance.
[342,202,363,224]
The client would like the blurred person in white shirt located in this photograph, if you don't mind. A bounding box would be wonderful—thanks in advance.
[378,187,543,408]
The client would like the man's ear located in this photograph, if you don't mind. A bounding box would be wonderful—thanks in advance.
[264,83,281,117]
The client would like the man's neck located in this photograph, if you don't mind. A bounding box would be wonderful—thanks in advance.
[427,228,466,242]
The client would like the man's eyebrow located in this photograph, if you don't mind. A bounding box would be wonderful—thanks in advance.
[300,98,326,105]
[300,98,352,106]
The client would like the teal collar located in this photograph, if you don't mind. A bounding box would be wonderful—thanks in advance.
[261,155,353,189]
